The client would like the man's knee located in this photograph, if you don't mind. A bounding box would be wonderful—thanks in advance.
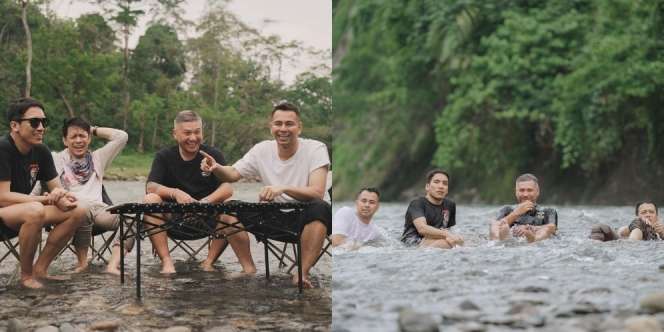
[23,202,46,223]
[144,193,162,203]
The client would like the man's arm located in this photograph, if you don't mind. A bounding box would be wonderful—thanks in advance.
[413,217,449,239]
[495,202,534,226]
[146,181,195,203]
[200,183,233,203]
[330,234,347,247]
[261,166,328,202]
[0,181,50,207]
[93,127,128,171]
[200,151,242,183]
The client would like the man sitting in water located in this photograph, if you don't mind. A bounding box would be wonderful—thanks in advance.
[489,173,557,243]
[401,169,463,249]
[590,201,664,241]
[0,98,87,288]
[143,110,255,274]
[332,187,384,250]
[31,117,132,274]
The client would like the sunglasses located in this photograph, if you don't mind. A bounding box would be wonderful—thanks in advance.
[17,117,49,129]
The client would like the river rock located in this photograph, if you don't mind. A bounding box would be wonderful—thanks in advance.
[58,322,80,332]
[555,302,606,317]
[625,316,663,332]
[458,322,486,332]
[6,319,25,332]
[458,300,480,311]
[398,309,439,332]
[203,327,236,332]
[165,327,192,332]
[441,309,482,322]
[516,286,549,293]
[641,293,664,313]
[89,320,120,331]
[115,303,144,315]
[506,302,538,315]
[34,326,59,332]
[659,264,664,272]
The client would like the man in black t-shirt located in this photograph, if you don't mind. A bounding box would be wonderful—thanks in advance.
[0,98,88,288]
[590,201,663,241]
[400,169,463,249]
[489,173,557,243]
[143,110,255,274]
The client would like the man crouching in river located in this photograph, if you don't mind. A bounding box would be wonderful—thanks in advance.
[400,169,463,249]
[489,173,557,243]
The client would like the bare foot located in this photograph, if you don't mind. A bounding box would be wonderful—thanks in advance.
[199,261,217,272]
[35,273,71,281]
[20,277,43,289]
[160,260,176,274]
[105,265,121,276]
[241,266,257,275]
[291,274,314,289]
[73,263,89,273]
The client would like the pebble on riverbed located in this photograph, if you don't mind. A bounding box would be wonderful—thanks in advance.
[641,293,664,313]
[398,309,440,332]
[624,315,663,332]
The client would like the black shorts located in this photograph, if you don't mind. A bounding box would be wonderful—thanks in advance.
[163,213,219,241]
[0,220,19,239]
[238,199,331,242]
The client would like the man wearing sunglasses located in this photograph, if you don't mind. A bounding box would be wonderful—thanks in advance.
[0,98,88,288]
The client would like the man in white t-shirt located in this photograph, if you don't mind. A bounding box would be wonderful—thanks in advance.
[199,101,330,288]
[332,187,383,249]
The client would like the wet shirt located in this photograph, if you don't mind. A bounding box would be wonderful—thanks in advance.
[628,218,663,241]
[147,145,225,200]
[497,205,558,227]
[401,197,456,244]
[0,134,57,194]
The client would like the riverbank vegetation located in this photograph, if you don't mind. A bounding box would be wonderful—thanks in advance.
[1,0,330,172]
[333,0,664,204]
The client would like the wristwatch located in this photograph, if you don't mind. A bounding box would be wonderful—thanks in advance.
[91,126,98,136]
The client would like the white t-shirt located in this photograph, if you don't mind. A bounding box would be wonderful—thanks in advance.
[332,206,383,243]
[233,138,330,203]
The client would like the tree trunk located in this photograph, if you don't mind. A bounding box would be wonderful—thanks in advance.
[137,112,144,153]
[211,121,216,147]
[55,86,76,117]
[20,0,32,98]
[122,25,130,130]
[151,115,159,150]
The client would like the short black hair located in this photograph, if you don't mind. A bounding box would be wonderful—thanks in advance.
[7,97,45,125]
[635,201,658,216]
[426,169,450,184]
[271,100,300,118]
[356,187,380,199]
[62,117,91,137]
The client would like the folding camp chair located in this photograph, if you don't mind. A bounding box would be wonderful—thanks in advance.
[0,228,20,264]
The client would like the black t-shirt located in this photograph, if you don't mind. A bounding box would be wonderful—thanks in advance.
[147,145,226,200]
[401,197,456,243]
[497,205,558,227]
[0,134,57,194]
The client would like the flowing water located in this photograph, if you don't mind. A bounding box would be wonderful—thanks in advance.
[0,181,331,331]
[332,203,664,332]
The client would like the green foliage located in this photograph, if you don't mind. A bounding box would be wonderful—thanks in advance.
[334,0,664,202]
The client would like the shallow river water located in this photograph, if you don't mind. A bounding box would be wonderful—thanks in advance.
[0,181,331,332]
[332,202,664,332]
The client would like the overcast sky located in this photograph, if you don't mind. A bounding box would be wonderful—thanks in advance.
[48,0,331,84]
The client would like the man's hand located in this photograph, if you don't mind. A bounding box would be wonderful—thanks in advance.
[259,186,285,202]
[173,189,195,204]
[55,192,77,211]
[513,225,536,242]
[513,201,536,216]
[199,151,219,174]
[46,188,68,206]
[446,232,464,245]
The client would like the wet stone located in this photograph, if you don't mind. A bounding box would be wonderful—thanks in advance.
[58,322,80,332]
[6,318,24,332]
[458,322,486,332]
[458,300,480,311]
[516,286,549,293]
[34,326,59,332]
[115,303,144,316]
[203,327,236,332]
[624,315,663,332]
[555,302,606,317]
[505,303,537,315]
[441,309,482,323]
[659,264,664,272]
[398,309,439,332]
[641,293,664,313]
[90,320,120,331]
[164,327,192,332]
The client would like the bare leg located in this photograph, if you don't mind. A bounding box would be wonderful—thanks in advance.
[105,245,122,275]
[628,228,643,241]
[143,193,175,274]
[490,220,510,241]
[33,205,88,280]
[294,220,326,288]
[420,238,453,249]
[72,216,92,273]
[617,226,630,238]
[1,202,46,288]
[203,215,255,273]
